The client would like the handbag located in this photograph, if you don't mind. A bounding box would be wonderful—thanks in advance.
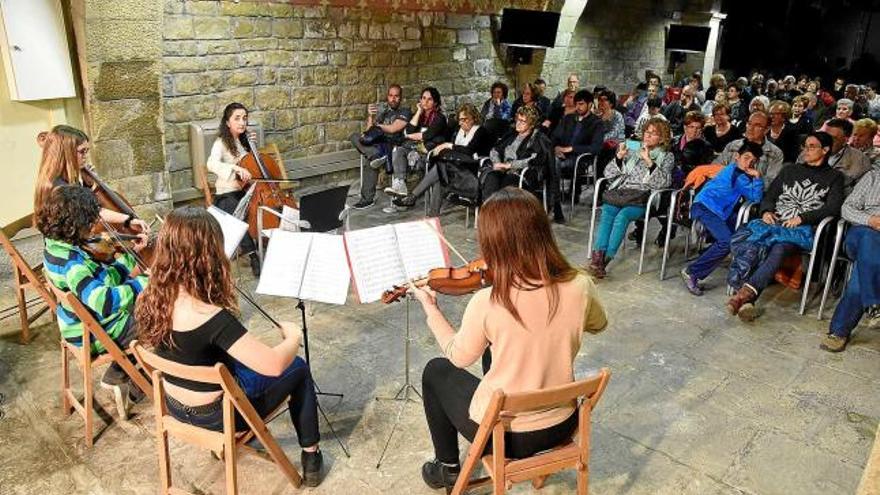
[437,156,480,202]
[602,187,650,207]
[359,125,385,145]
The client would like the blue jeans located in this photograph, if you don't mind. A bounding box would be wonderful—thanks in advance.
[593,204,647,258]
[745,242,800,295]
[830,226,880,338]
[165,357,320,448]
[687,203,738,280]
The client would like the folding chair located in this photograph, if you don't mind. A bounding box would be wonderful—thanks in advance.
[817,219,853,320]
[451,369,611,495]
[569,153,598,217]
[50,285,152,446]
[517,166,548,211]
[131,341,302,495]
[0,214,56,343]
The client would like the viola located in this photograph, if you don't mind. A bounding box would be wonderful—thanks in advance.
[239,135,299,239]
[79,166,155,266]
[83,232,150,266]
[381,258,491,304]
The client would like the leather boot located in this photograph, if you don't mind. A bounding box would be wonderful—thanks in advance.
[585,250,606,279]
[726,285,756,317]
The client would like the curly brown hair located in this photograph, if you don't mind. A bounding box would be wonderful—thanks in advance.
[34,125,90,216]
[136,206,239,348]
[35,186,99,245]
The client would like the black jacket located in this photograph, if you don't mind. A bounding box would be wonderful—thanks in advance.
[671,135,715,176]
[492,128,556,185]
[406,111,449,151]
[435,126,494,163]
[760,162,845,225]
[551,113,604,157]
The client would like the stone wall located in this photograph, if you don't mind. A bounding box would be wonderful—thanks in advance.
[81,0,172,216]
[162,0,557,197]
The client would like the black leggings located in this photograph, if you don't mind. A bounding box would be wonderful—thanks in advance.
[421,357,578,464]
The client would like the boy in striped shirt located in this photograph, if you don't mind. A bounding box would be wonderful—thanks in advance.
[36,186,149,402]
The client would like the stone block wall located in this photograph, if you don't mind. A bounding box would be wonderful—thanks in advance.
[161,0,554,195]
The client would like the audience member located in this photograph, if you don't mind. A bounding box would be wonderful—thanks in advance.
[824,118,872,189]
[662,85,701,135]
[704,103,742,153]
[788,95,814,136]
[767,101,800,163]
[726,132,844,321]
[727,82,749,127]
[850,118,880,167]
[545,89,576,133]
[511,82,544,123]
[551,89,604,221]
[634,97,666,139]
[705,72,727,103]
[480,81,512,123]
[713,111,783,184]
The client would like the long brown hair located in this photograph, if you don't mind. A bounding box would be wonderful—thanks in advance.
[34,125,89,215]
[477,187,578,326]
[136,207,239,348]
[219,102,250,158]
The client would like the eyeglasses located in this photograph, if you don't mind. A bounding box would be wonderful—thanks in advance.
[515,118,529,125]
[76,147,90,156]
[802,143,824,150]
[458,116,472,122]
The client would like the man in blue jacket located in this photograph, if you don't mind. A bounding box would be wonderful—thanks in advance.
[551,89,604,223]
[681,141,764,295]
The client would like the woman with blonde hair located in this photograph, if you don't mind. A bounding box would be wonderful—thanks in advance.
[410,187,607,491]
[587,117,675,278]
[34,125,150,233]
[135,206,325,486]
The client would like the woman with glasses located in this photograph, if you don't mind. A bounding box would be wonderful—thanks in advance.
[34,125,150,234]
[392,103,493,215]
[480,106,555,205]
[767,101,799,163]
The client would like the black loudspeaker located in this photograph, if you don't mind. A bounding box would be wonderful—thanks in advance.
[508,46,533,65]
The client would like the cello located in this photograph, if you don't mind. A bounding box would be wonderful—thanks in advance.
[238,135,299,239]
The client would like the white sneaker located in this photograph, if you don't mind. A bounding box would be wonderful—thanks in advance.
[384,178,408,198]
[382,205,398,214]
[369,156,386,170]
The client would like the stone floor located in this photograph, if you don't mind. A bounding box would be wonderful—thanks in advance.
[1,188,878,495]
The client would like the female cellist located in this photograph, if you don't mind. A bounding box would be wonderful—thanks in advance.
[408,187,607,491]
[207,102,261,276]
[34,125,151,235]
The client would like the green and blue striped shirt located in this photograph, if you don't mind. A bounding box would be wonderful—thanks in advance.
[43,238,148,353]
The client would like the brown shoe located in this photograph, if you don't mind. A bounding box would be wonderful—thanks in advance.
[585,250,606,279]
[820,334,847,352]
[726,285,757,317]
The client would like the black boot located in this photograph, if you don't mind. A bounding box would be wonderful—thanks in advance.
[249,253,261,277]
[422,459,461,492]
[553,201,565,224]
[301,449,324,487]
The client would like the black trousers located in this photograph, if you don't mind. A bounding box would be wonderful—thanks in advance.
[213,190,257,255]
[480,169,543,206]
[421,357,578,464]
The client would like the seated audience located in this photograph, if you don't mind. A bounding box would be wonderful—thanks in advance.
[481,106,554,206]
[135,206,325,486]
[410,187,606,492]
[701,87,727,122]
[821,168,880,352]
[662,85,701,135]
[703,103,742,153]
[824,118,872,190]
[480,81,513,123]
[551,89,604,221]
[819,98,856,131]
[705,72,727,103]
[545,88,576,132]
[534,78,553,122]
[350,84,411,210]
[634,97,666,139]
[511,82,544,124]
[713,111,784,184]
[680,141,764,295]
[392,103,493,215]
[866,83,880,120]
[767,101,800,163]
[726,82,749,127]
[726,132,844,321]
[788,95,814,136]
[552,73,580,113]
[596,89,626,143]
[38,186,149,406]
[586,117,674,278]
[384,87,449,204]
[850,118,880,167]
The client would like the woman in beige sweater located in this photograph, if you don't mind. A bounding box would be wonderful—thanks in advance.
[410,186,607,491]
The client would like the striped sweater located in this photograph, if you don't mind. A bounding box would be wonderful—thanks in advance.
[843,168,880,226]
[43,238,148,353]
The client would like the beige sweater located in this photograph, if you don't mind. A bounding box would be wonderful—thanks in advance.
[206,138,247,195]
[428,273,607,432]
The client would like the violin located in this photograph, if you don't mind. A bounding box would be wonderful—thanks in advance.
[239,135,299,239]
[381,258,491,304]
[83,232,150,266]
[79,166,155,266]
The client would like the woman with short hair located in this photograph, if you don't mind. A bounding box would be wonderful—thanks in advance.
[703,103,743,154]
[767,100,800,162]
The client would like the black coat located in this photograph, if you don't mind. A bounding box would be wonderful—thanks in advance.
[492,128,556,186]
[551,113,604,157]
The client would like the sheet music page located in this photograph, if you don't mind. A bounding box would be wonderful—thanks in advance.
[206,206,249,259]
[394,218,450,280]
[280,205,301,232]
[255,230,312,298]
[343,224,407,303]
[299,234,350,305]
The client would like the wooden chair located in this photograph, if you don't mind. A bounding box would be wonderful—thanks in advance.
[50,285,152,446]
[451,368,611,495]
[130,341,302,495]
[0,214,56,343]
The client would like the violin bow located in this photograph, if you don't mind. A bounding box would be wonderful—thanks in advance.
[421,219,469,265]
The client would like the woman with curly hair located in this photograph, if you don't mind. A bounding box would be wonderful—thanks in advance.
[586,117,675,278]
[135,206,325,486]
[37,185,149,409]
[34,125,151,234]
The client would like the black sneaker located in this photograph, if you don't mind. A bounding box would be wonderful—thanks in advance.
[301,449,324,487]
[128,383,146,404]
[101,363,128,387]
[249,254,261,277]
[351,198,375,210]
[421,459,460,491]
[392,195,417,208]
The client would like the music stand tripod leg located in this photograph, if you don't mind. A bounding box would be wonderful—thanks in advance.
[297,299,350,458]
[375,295,422,468]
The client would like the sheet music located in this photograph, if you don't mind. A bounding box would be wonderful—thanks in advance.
[299,234,350,305]
[255,230,312,298]
[280,205,301,232]
[343,224,407,303]
[394,218,449,280]
[206,206,249,259]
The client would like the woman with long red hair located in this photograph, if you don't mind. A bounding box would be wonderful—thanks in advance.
[135,206,324,486]
[34,125,150,234]
[409,187,607,491]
